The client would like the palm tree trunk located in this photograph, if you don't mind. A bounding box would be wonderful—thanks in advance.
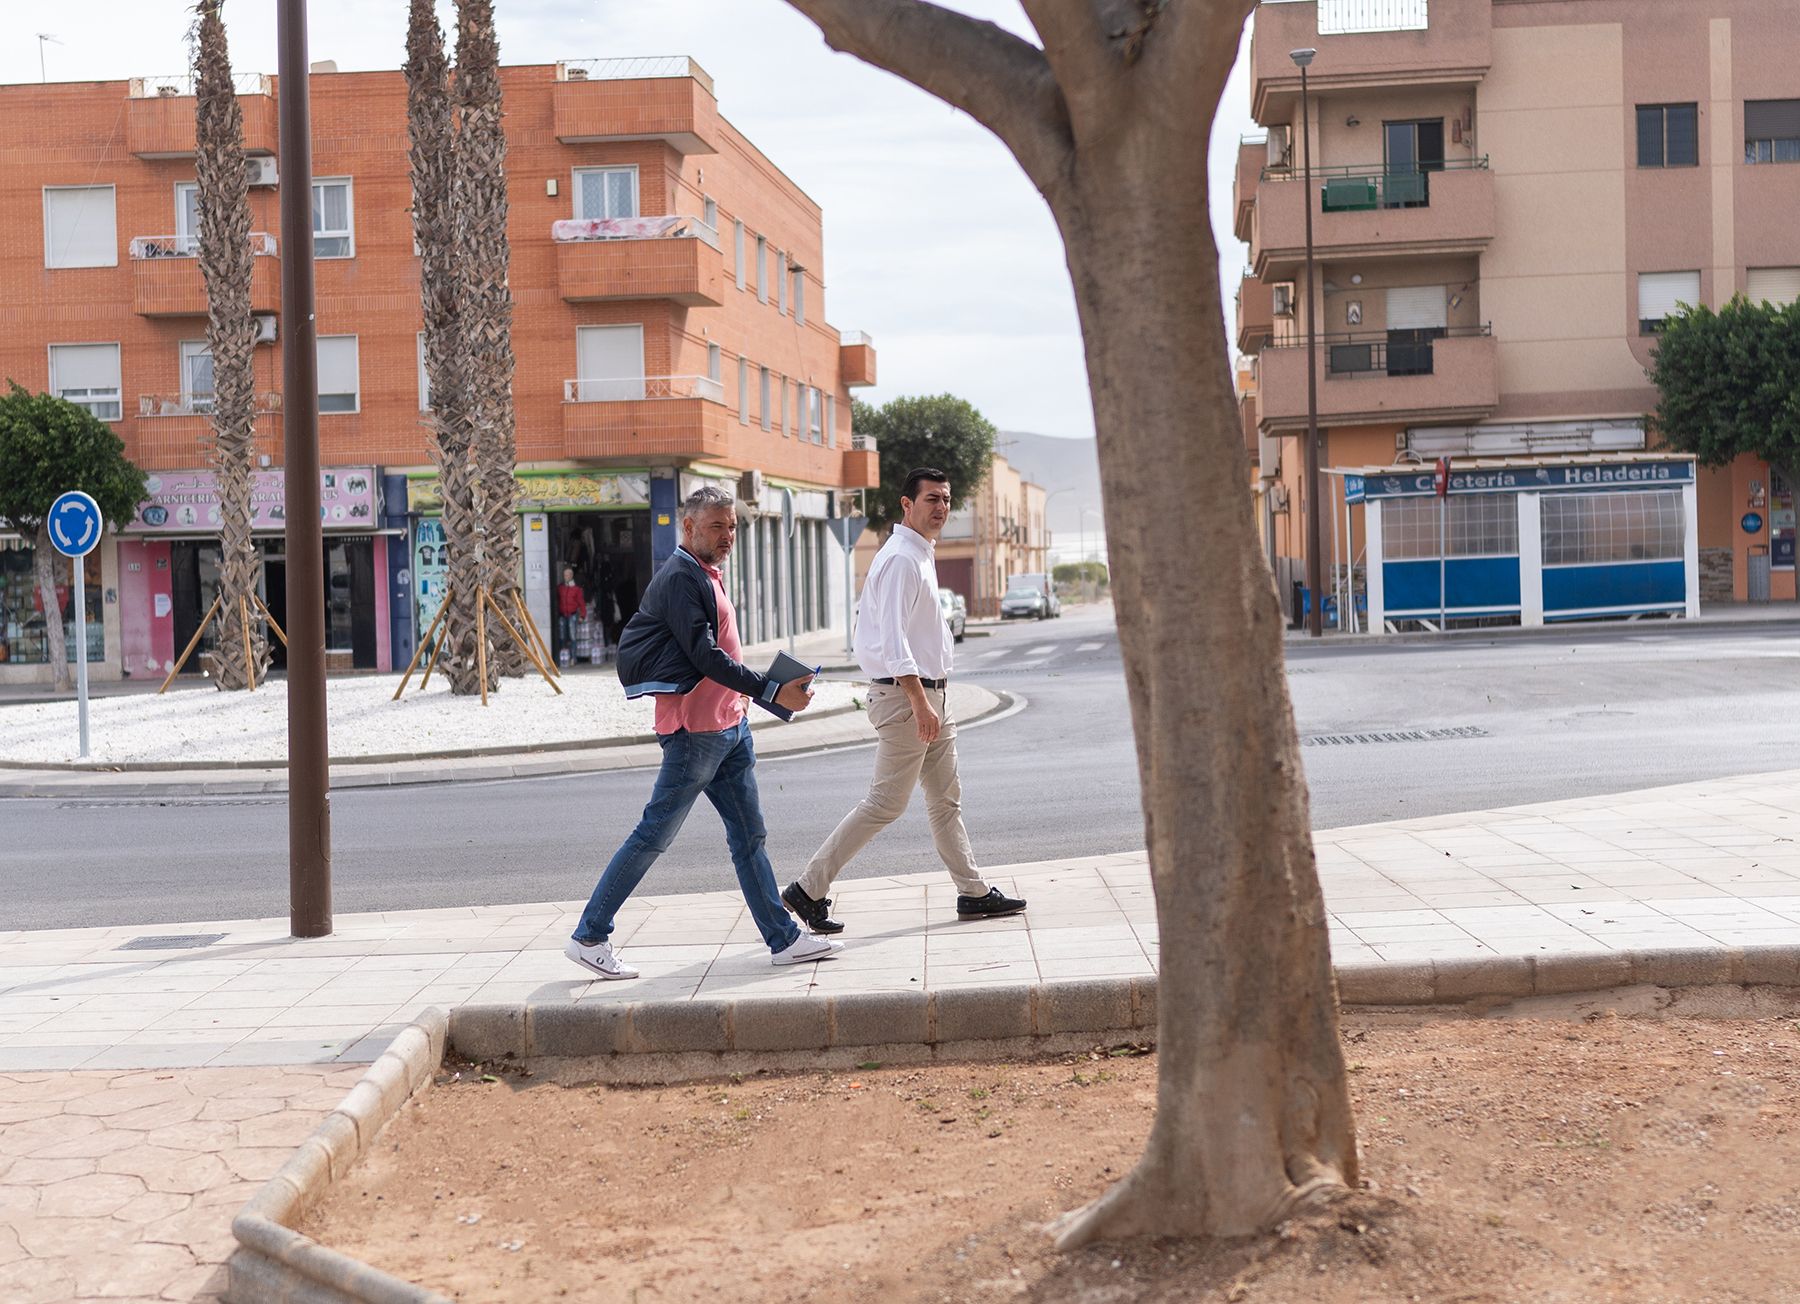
[407,0,491,696]
[454,0,525,677]
[194,0,267,691]
[33,522,71,693]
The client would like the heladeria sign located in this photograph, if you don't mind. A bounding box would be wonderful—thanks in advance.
[1346,460,1695,504]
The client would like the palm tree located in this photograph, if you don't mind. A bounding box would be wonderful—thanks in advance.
[453,0,525,677]
[193,0,267,691]
[406,0,490,695]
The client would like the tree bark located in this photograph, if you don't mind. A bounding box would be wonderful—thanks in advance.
[194,0,269,691]
[785,0,1359,1244]
[34,522,71,693]
[407,0,492,696]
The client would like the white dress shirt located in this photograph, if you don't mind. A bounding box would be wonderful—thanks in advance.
[854,523,953,680]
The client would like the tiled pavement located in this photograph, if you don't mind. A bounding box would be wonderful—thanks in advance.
[12,766,1800,1298]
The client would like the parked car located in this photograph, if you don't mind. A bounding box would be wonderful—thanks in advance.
[937,587,966,643]
[1001,585,1048,620]
[1007,572,1061,618]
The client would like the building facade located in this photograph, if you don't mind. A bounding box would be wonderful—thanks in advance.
[0,58,877,682]
[1236,0,1799,628]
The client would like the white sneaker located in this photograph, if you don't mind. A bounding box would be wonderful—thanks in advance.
[771,933,845,966]
[564,938,639,980]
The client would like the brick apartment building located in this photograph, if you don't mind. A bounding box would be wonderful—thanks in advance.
[1236,0,1799,630]
[0,57,877,683]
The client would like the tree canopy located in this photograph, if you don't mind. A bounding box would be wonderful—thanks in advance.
[854,393,996,534]
[0,384,148,532]
[1652,296,1800,474]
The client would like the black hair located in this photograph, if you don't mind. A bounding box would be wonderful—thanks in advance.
[901,467,950,503]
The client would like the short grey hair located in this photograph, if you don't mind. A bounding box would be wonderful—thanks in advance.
[679,484,736,523]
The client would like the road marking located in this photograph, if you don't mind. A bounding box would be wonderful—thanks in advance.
[1076,642,1103,652]
[1026,645,1056,656]
[975,648,1006,660]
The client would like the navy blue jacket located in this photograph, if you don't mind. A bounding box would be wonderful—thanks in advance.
[616,548,781,707]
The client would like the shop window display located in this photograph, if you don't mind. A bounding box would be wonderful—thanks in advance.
[0,539,102,664]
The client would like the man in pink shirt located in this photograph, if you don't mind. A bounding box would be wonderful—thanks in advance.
[566,485,842,979]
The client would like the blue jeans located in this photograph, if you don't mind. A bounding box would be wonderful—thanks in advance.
[573,718,801,953]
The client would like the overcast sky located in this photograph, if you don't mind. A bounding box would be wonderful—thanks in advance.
[1,1,1257,442]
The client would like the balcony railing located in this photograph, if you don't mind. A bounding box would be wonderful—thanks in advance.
[130,232,279,260]
[556,56,714,93]
[1258,325,1491,379]
[840,330,874,347]
[1262,157,1489,212]
[139,392,283,418]
[1260,0,1428,32]
[563,375,724,403]
[851,433,878,452]
[129,72,272,98]
[551,215,718,250]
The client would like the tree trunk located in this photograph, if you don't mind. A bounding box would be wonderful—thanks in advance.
[34,522,71,692]
[454,0,525,678]
[194,0,268,691]
[406,0,492,696]
[781,0,1358,1246]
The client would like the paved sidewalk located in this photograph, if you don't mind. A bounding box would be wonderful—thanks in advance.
[11,766,1800,1299]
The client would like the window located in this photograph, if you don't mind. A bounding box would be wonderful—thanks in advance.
[826,393,836,447]
[1639,270,1700,334]
[737,357,749,425]
[1541,490,1684,565]
[811,387,823,443]
[708,343,722,385]
[793,380,804,438]
[756,235,768,303]
[312,179,353,258]
[793,269,805,326]
[573,324,645,401]
[180,341,214,413]
[702,196,718,235]
[759,367,771,431]
[175,182,202,255]
[1747,267,1800,307]
[777,250,789,315]
[316,335,359,412]
[1637,103,1699,167]
[417,332,430,410]
[573,166,638,220]
[734,220,746,290]
[1745,100,1800,164]
[1382,495,1518,561]
[1381,119,1443,207]
[48,343,121,420]
[780,376,791,436]
[43,186,117,269]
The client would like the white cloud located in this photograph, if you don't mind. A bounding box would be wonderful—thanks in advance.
[3,0,1255,442]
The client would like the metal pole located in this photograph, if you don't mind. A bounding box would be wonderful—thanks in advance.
[74,558,89,758]
[1298,60,1325,637]
[843,538,854,660]
[1438,493,1447,632]
[1345,481,1357,634]
[279,0,331,938]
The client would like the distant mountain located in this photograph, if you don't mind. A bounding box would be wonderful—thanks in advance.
[994,430,1105,555]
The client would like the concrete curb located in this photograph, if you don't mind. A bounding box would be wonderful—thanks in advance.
[225,1010,452,1304]
[1285,610,1800,651]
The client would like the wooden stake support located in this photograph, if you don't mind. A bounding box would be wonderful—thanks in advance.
[513,589,558,678]
[252,592,289,647]
[393,593,450,700]
[239,596,256,693]
[483,589,561,695]
[158,595,221,694]
[392,585,562,704]
[475,591,489,706]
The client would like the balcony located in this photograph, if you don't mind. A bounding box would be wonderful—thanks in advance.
[1251,0,1491,121]
[560,375,732,460]
[552,57,719,155]
[127,73,278,158]
[133,392,284,469]
[552,216,724,306]
[1236,274,1274,355]
[1256,325,1497,432]
[840,331,878,387]
[1250,160,1493,279]
[1234,137,1266,244]
[130,234,280,317]
[842,432,879,488]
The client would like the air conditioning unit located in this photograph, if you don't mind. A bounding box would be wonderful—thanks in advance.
[1272,283,1296,317]
[253,313,278,344]
[737,469,764,505]
[1269,483,1291,514]
[246,156,279,187]
[1266,125,1291,169]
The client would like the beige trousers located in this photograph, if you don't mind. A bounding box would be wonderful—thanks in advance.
[798,684,988,899]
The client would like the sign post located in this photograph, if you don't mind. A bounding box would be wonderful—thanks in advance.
[1434,456,1451,632]
[826,511,867,660]
[47,490,103,758]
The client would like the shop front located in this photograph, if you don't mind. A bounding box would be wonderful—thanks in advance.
[0,532,116,684]
[118,466,391,678]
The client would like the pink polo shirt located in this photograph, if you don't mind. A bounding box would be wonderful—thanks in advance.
[654,551,748,736]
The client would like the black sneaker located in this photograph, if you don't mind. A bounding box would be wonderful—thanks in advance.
[956,887,1027,919]
[782,881,846,934]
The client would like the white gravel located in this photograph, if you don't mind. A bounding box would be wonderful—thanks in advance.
[0,673,863,767]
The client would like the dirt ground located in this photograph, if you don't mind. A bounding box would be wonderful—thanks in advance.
[306,997,1800,1302]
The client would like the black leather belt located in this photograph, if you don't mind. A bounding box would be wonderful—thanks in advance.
[872,676,946,690]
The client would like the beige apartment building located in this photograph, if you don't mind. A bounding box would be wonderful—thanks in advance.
[1237,0,1800,628]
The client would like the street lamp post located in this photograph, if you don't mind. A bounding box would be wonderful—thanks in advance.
[1291,46,1325,638]
[1080,505,1102,604]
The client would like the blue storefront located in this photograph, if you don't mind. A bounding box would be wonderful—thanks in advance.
[1347,456,1699,630]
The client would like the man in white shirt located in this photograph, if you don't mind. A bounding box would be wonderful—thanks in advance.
[783,468,1027,932]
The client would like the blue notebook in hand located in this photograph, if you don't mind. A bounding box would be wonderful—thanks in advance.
[756,650,820,721]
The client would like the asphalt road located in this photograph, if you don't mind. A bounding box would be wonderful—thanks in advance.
[10,610,1800,930]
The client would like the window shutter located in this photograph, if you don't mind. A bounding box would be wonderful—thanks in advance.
[1638,271,1700,322]
[315,336,359,398]
[574,325,644,400]
[1385,285,1447,330]
[51,343,120,390]
[1747,267,1800,307]
[44,187,118,268]
[1746,100,1800,139]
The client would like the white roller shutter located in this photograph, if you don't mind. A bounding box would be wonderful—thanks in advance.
[1638,271,1701,323]
[49,343,120,392]
[575,325,644,401]
[44,186,117,269]
[1747,267,1800,307]
[1386,285,1447,330]
[316,335,360,410]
